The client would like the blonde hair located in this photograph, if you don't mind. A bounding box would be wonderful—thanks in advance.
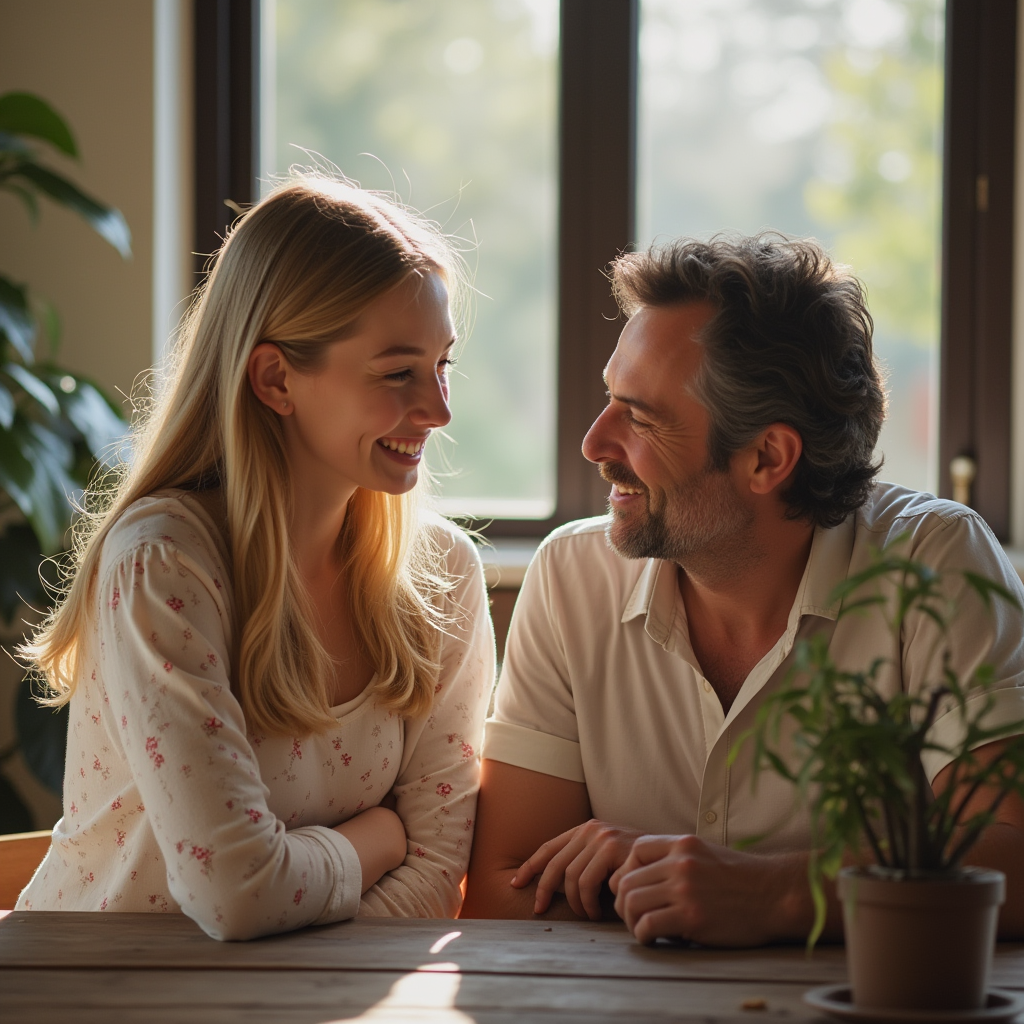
[23,175,464,733]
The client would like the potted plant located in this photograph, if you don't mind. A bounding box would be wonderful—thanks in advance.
[0,92,130,830]
[739,540,1024,1016]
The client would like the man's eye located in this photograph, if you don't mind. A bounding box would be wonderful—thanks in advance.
[625,409,650,430]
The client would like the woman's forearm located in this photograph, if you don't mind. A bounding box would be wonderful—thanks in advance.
[334,806,407,892]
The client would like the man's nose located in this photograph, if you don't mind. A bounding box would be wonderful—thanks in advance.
[582,404,620,465]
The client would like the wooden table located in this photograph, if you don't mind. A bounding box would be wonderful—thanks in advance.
[2,912,1023,1023]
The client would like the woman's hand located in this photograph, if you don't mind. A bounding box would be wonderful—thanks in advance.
[334,806,407,892]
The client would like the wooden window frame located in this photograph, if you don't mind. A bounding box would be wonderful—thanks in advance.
[940,0,1017,541]
[195,0,1016,540]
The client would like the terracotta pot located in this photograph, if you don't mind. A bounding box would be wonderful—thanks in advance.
[837,866,1005,1012]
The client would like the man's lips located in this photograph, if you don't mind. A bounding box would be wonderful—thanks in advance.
[600,464,646,494]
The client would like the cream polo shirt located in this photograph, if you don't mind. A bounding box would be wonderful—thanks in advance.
[484,483,1024,854]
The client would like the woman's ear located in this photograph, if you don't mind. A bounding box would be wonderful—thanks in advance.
[247,343,293,415]
[749,423,803,496]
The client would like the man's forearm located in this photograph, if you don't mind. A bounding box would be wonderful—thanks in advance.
[772,850,843,943]
[461,866,582,920]
[964,822,1024,939]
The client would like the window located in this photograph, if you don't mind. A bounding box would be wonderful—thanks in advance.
[638,0,944,495]
[193,0,1016,539]
[262,0,559,521]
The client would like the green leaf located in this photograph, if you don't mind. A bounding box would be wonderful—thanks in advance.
[1,181,40,221]
[5,362,60,417]
[12,419,77,554]
[0,92,78,157]
[0,129,33,158]
[35,300,61,354]
[10,163,131,257]
[0,522,47,623]
[0,422,35,507]
[0,381,15,429]
[962,571,1023,612]
[0,275,36,362]
[45,373,127,463]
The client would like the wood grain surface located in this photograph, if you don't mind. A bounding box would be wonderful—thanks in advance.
[2,913,1023,1023]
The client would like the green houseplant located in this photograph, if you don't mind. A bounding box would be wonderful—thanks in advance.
[0,92,130,830]
[739,540,1024,1014]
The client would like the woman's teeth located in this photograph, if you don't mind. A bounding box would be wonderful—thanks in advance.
[379,438,425,455]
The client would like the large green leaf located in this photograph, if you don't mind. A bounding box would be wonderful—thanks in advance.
[10,163,131,258]
[0,381,15,430]
[0,522,48,623]
[46,374,127,463]
[0,93,77,157]
[5,362,60,417]
[7,419,76,554]
[0,276,36,363]
[0,424,35,507]
[0,180,40,222]
[0,129,33,158]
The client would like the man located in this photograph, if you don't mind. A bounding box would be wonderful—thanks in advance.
[460,235,1024,944]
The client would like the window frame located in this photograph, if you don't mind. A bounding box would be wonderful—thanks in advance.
[940,0,1017,541]
[194,0,1016,540]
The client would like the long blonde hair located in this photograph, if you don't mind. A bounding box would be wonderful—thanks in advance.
[24,175,464,733]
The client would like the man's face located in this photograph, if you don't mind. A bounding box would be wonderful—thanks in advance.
[581,301,753,562]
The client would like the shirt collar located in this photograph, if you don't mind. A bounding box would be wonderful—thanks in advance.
[620,512,858,644]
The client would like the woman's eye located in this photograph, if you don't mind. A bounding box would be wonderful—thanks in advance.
[438,357,458,374]
[384,369,414,382]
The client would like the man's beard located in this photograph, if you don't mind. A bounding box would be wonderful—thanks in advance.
[600,460,753,564]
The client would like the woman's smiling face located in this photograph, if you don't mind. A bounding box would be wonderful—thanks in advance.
[251,271,456,502]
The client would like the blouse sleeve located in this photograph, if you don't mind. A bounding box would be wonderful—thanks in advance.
[99,540,363,940]
[358,529,495,917]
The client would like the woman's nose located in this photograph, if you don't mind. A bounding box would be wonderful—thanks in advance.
[411,375,452,429]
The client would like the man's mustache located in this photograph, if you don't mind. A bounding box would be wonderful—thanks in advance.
[599,462,646,492]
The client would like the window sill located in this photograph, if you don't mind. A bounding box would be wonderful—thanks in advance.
[480,539,541,589]
[482,542,1024,590]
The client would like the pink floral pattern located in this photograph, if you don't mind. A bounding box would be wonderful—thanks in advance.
[17,492,494,936]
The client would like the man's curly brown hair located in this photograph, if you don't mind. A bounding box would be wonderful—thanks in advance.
[610,233,886,529]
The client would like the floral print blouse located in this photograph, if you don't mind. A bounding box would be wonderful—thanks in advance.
[17,492,494,939]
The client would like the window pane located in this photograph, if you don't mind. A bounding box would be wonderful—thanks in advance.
[262,0,559,518]
[638,0,944,494]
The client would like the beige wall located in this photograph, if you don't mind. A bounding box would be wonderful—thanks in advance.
[0,0,155,403]
[0,0,156,828]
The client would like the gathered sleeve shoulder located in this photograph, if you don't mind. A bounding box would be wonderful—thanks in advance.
[359,524,495,917]
[96,516,363,939]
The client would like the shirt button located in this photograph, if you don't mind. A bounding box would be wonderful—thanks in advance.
[702,679,712,694]
[704,810,717,824]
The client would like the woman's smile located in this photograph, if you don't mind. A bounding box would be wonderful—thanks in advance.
[377,434,430,462]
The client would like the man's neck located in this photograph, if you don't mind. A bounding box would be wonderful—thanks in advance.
[678,516,815,712]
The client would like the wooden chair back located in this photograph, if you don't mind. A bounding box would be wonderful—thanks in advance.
[0,830,50,909]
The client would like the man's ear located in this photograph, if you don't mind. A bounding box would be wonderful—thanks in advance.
[748,423,803,497]
[247,342,293,415]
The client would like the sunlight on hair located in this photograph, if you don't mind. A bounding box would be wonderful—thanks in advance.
[325,963,473,1023]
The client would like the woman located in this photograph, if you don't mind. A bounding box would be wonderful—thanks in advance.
[16,176,494,939]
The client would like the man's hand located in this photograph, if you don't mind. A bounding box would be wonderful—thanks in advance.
[610,834,818,947]
[512,819,645,919]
